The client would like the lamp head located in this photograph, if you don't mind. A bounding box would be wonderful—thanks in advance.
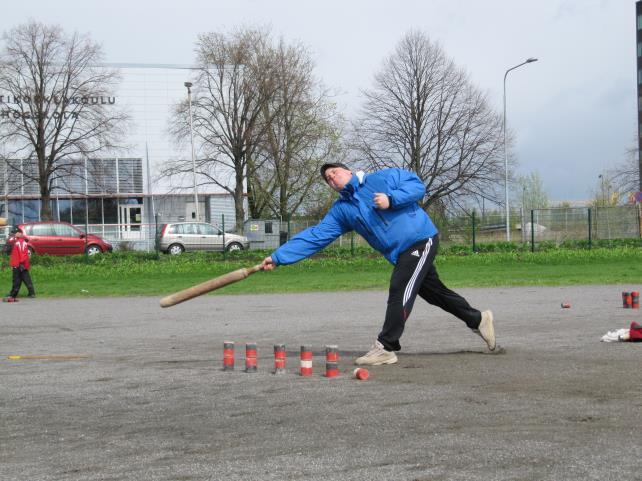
[184,82,193,92]
[526,57,538,63]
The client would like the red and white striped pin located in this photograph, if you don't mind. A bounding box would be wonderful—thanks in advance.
[245,343,258,373]
[300,345,313,376]
[223,341,235,371]
[325,345,339,378]
[273,344,286,374]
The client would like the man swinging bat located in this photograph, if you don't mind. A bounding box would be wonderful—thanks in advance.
[260,163,496,366]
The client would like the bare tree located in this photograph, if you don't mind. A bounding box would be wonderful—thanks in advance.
[250,38,344,220]
[164,27,277,232]
[352,30,506,212]
[0,21,128,219]
[609,139,640,200]
[514,170,549,211]
[590,173,619,207]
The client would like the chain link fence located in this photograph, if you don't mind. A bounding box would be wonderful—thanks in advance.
[68,205,642,253]
[442,205,642,250]
[257,205,642,252]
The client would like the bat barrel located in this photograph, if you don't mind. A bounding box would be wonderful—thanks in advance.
[160,264,263,308]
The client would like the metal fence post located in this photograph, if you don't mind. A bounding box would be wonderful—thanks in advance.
[222,214,226,260]
[531,209,535,253]
[155,213,160,259]
[85,216,89,263]
[588,208,592,250]
[471,210,476,253]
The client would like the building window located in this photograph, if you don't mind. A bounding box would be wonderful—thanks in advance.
[639,69,642,85]
[103,198,118,223]
[72,199,87,224]
[58,199,72,222]
[8,199,39,223]
[639,42,642,58]
[118,158,143,194]
[638,15,642,30]
[87,198,102,224]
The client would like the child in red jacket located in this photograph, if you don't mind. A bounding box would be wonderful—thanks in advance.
[7,230,35,299]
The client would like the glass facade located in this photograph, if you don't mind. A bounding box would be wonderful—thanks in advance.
[56,199,72,222]
[87,198,103,224]
[72,199,87,224]
[1,157,143,197]
[103,198,119,223]
[1,157,144,226]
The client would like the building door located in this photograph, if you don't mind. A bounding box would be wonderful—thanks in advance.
[119,204,143,233]
[185,201,207,222]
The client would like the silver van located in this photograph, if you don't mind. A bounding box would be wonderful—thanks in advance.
[159,222,249,255]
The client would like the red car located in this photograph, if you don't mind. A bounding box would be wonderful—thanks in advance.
[6,221,113,256]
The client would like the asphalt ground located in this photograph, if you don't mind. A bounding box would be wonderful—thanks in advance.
[1,285,641,481]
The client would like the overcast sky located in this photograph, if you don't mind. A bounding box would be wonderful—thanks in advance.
[2,0,637,202]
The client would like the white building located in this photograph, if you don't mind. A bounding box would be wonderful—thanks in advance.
[0,65,243,247]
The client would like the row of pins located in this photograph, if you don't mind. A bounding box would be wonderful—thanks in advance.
[222,341,344,377]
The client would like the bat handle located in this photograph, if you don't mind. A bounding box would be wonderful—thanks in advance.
[247,263,263,274]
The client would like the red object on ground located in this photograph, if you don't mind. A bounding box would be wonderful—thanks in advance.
[273,344,286,374]
[325,345,339,377]
[561,302,571,309]
[245,343,257,372]
[300,345,313,376]
[631,291,640,309]
[223,341,235,371]
[630,321,642,342]
[353,368,369,380]
[622,292,632,308]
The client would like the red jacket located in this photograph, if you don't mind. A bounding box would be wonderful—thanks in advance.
[10,238,30,269]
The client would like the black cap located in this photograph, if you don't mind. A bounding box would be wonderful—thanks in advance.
[320,162,350,181]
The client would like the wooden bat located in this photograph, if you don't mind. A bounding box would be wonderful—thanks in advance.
[160,264,263,308]
[7,354,91,360]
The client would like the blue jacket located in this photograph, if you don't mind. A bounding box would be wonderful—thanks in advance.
[271,168,438,265]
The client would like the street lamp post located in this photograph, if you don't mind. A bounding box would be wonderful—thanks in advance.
[503,57,538,242]
[184,81,199,222]
[599,174,606,206]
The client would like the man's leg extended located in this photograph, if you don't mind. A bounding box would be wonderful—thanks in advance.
[418,263,495,350]
[377,237,437,352]
[418,264,481,329]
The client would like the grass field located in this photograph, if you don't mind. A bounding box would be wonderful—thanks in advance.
[3,247,641,298]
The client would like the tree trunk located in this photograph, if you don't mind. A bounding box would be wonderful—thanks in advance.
[234,168,246,233]
[40,189,52,220]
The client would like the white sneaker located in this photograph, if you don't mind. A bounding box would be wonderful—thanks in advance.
[355,340,398,365]
[475,310,496,351]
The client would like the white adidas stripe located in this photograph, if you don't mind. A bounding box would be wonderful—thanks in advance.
[402,238,432,307]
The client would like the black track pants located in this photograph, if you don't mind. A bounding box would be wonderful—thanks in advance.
[377,235,482,351]
[10,267,35,298]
